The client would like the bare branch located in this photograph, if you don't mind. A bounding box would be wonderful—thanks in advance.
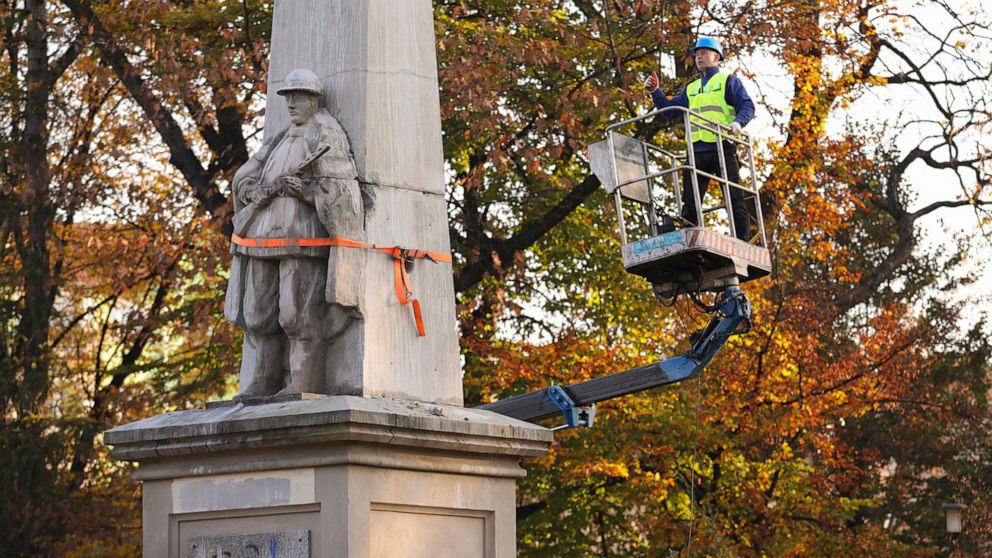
[61,0,231,229]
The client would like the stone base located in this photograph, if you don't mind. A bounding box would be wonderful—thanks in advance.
[105,396,552,558]
[205,392,329,409]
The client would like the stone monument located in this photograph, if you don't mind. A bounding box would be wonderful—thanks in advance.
[103,2,552,557]
[224,68,366,398]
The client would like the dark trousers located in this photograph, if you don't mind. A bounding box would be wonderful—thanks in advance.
[680,143,753,240]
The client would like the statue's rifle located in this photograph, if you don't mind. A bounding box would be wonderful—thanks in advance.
[293,143,333,179]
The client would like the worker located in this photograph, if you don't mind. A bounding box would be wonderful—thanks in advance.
[644,37,756,241]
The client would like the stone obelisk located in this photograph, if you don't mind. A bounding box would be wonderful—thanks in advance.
[104,2,552,557]
[230,0,461,404]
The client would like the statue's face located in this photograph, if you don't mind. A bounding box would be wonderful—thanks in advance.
[286,92,319,125]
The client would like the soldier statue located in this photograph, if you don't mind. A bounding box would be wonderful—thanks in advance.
[225,69,366,397]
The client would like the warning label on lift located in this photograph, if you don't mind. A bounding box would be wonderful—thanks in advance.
[631,231,684,254]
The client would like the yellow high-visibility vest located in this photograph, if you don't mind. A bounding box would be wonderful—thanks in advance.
[687,72,736,144]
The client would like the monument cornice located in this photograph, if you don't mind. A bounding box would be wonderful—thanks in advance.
[105,396,552,470]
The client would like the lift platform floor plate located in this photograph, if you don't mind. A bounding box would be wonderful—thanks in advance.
[622,228,771,290]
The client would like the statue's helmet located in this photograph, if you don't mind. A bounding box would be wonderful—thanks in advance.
[277,69,323,97]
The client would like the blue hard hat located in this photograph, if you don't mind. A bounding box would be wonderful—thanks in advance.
[692,37,724,60]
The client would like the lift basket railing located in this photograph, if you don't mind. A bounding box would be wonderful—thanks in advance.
[591,106,768,248]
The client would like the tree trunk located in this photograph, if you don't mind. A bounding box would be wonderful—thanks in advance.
[17,0,55,413]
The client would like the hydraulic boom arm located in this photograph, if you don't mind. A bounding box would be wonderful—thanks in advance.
[478,286,752,426]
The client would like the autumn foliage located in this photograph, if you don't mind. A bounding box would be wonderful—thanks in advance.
[2,1,990,557]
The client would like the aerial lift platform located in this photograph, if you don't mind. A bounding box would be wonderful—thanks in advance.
[479,107,771,429]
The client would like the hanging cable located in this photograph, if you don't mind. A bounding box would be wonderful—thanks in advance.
[683,366,703,558]
[666,294,700,558]
[670,294,704,558]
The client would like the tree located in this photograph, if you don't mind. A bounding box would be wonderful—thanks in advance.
[2,2,95,552]
[1,1,269,554]
[1,0,990,555]
[435,0,991,555]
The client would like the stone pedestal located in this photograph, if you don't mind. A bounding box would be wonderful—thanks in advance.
[108,2,554,556]
[105,397,552,558]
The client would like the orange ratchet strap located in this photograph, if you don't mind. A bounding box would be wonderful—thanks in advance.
[231,235,452,337]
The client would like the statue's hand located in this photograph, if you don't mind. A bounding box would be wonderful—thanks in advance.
[236,185,255,205]
[277,175,305,200]
[244,186,271,205]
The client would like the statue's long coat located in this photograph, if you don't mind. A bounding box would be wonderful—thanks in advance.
[224,109,366,328]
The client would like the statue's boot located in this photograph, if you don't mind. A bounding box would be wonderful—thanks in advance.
[278,338,327,395]
[236,333,286,398]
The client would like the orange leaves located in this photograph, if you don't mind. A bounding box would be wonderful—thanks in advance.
[449,0,992,554]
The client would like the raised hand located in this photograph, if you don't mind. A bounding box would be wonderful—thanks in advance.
[643,71,660,92]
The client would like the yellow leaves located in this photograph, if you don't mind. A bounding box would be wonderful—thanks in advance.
[575,459,630,480]
[666,490,693,520]
[778,441,795,460]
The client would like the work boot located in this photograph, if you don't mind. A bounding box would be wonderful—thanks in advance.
[235,334,286,398]
[278,338,327,395]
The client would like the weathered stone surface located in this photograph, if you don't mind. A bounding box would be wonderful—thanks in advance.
[116,397,551,558]
[151,461,521,558]
[250,0,461,405]
[358,187,460,402]
[172,469,316,514]
[105,395,552,464]
[205,392,328,409]
[370,505,486,558]
[187,529,310,558]
[265,0,443,194]
[226,76,366,399]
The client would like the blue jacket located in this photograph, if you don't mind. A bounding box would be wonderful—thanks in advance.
[650,67,755,153]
